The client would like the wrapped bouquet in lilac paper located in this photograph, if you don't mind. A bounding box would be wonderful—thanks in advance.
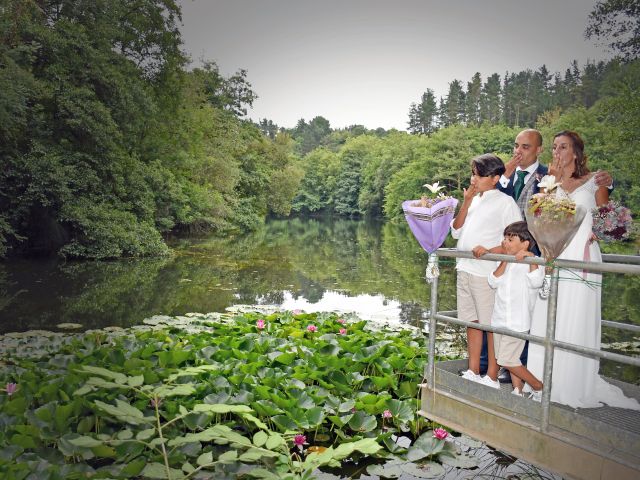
[403,182,458,282]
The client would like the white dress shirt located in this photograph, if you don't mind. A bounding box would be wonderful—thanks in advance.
[499,161,540,189]
[450,189,522,277]
[488,262,545,332]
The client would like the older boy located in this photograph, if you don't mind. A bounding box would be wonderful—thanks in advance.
[452,154,521,384]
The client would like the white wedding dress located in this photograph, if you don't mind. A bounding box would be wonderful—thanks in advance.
[527,175,640,409]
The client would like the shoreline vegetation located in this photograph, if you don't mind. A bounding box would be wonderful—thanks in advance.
[1,1,638,260]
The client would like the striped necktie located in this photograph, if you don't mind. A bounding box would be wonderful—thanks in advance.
[514,170,528,200]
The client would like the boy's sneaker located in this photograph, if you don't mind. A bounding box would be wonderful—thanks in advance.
[528,390,542,402]
[479,375,500,389]
[511,387,524,397]
[460,369,481,382]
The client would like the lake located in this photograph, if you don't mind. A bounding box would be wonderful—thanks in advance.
[0,216,637,382]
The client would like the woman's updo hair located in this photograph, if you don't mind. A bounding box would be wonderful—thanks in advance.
[555,130,589,178]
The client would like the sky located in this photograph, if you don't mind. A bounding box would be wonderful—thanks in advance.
[176,0,611,131]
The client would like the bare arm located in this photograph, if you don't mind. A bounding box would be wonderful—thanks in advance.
[493,261,507,278]
[514,250,538,272]
[595,184,609,207]
[452,183,477,230]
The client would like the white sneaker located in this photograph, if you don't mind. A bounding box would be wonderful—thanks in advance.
[528,390,542,402]
[461,369,481,382]
[511,387,524,397]
[479,375,500,389]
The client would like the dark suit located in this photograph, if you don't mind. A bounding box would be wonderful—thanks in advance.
[479,162,547,376]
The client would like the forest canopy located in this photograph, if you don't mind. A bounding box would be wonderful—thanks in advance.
[0,0,638,259]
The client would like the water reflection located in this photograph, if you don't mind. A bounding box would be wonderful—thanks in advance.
[0,216,638,383]
[0,218,457,333]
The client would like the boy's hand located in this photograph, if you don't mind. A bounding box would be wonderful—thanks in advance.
[514,250,533,261]
[472,246,489,258]
[463,183,477,202]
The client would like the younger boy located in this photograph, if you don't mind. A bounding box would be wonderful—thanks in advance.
[486,221,544,399]
[451,154,521,384]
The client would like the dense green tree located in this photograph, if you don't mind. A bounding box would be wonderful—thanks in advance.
[440,80,465,126]
[408,89,438,134]
[479,73,502,124]
[465,73,482,126]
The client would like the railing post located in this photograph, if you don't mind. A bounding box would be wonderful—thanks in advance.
[427,254,439,389]
[541,266,559,432]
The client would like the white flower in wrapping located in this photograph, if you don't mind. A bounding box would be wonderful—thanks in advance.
[422,181,445,194]
[537,175,562,192]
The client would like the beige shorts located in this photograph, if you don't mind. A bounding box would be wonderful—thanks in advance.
[493,333,526,367]
[456,271,495,326]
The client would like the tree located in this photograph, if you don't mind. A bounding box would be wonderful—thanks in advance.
[480,73,502,124]
[586,0,640,60]
[408,89,438,134]
[440,80,465,126]
[465,73,482,125]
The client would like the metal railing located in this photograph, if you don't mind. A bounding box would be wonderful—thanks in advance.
[425,248,640,432]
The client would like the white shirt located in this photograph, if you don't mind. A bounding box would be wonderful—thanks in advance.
[499,161,540,189]
[450,189,522,277]
[488,262,545,332]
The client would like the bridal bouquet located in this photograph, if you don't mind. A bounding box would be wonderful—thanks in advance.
[592,200,633,242]
[403,182,458,282]
[525,175,585,263]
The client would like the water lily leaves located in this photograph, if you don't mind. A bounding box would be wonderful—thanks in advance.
[271,414,298,431]
[367,458,446,479]
[348,411,378,432]
[400,460,446,478]
[406,431,445,462]
[440,451,479,468]
[386,398,414,423]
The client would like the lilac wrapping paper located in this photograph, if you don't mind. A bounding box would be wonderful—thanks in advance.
[402,198,458,253]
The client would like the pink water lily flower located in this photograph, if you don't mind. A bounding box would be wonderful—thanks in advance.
[5,383,17,397]
[306,325,317,332]
[256,319,265,330]
[292,309,303,315]
[293,434,307,452]
[337,318,346,324]
[433,427,448,440]
[382,409,392,418]
[339,328,347,335]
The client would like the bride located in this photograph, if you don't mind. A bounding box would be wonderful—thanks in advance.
[526,130,639,410]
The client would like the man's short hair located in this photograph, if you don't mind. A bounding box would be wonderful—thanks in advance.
[471,153,506,177]
[504,221,537,252]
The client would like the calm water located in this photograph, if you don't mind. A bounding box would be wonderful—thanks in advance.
[0,217,637,380]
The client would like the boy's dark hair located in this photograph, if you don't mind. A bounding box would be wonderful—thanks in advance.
[471,153,506,177]
[504,221,537,252]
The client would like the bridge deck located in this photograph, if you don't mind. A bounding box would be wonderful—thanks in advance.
[419,359,640,480]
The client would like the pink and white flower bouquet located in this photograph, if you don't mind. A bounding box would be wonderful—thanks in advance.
[592,200,633,242]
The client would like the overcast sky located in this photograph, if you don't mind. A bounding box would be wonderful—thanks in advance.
[176,0,611,131]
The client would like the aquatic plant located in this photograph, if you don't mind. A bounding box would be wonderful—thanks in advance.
[0,310,477,478]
